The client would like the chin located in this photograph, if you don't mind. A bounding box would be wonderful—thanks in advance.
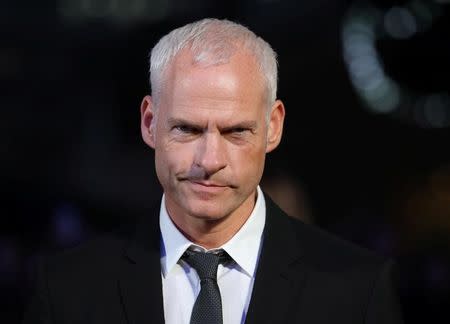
[186,201,231,221]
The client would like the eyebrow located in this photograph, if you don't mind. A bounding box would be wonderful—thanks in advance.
[167,117,257,131]
[167,117,203,129]
[221,121,258,132]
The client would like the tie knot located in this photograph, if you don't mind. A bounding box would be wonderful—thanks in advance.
[182,250,229,280]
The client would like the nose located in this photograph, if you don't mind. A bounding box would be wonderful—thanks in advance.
[194,132,227,177]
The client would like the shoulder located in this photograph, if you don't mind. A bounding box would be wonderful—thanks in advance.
[39,228,132,283]
[265,195,389,270]
[289,217,388,269]
[286,217,399,302]
[23,229,137,323]
[262,197,403,322]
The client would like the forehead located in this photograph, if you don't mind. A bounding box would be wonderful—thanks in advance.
[162,48,267,108]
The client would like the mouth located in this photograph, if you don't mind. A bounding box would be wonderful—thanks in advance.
[186,180,229,194]
[190,181,226,187]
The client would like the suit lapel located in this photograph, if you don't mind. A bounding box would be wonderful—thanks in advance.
[118,211,165,324]
[245,195,308,324]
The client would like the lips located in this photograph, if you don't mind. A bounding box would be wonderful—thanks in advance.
[187,180,228,195]
[190,181,226,187]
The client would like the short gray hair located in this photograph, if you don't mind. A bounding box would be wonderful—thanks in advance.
[149,18,278,111]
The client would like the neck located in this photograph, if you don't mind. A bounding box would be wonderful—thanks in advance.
[166,191,257,249]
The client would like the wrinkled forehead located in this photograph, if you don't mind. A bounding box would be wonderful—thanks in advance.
[153,48,268,125]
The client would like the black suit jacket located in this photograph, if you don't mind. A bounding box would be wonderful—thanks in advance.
[23,196,403,323]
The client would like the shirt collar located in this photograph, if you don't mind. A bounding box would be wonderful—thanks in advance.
[160,186,266,278]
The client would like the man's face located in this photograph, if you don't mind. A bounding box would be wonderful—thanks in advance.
[141,49,284,227]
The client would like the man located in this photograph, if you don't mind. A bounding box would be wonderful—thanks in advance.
[23,18,403,323]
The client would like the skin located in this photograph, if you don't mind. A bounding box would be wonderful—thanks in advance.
[141,48,285,249]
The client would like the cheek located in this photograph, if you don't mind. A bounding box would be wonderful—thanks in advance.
[230,143,266,178]
[156,142,194,175]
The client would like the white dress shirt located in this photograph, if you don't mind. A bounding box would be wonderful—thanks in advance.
[160,186,266,324]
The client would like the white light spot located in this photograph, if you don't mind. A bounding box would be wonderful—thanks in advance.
[384,7,417,39]
[365,79,401,114]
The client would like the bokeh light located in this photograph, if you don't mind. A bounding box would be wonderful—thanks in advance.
[384,7,417,39]
[51,203,85,248]
[342,1,450,128]
[342,5,401,114]
[0,239,19,285]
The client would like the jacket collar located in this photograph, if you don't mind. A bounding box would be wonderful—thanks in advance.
[245,194,308,324]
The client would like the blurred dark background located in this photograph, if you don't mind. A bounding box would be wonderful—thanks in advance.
[2,0,450,322]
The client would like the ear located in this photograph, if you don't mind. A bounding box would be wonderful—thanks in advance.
[140,95,156,149]
[266,99,285,153]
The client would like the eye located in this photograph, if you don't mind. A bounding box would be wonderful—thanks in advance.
[228,127,251,136]
[174,125,201,134]
[224,127,252,142]
[232,127,247,133]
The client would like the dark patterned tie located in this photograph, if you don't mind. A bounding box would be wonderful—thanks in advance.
[182,250,229,324]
